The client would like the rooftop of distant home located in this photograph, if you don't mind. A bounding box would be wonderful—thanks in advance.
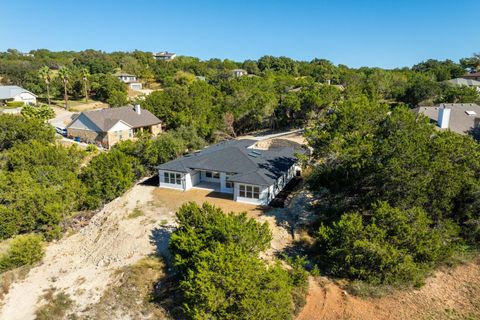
[67,105,161,132]
[0,85,36,100]
[413,103,480,136]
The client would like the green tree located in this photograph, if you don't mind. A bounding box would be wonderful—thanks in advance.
[58,66,70,109]
[38,66,52,105]
[80,149,143,208]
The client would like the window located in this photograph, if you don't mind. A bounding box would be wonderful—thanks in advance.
[226,181,233,189]
[128,129,133,138]
[205,171,212,178]
[238,184,260,199]
[164,172,182,185]
[239,184,245,197]
[213,172,220,179]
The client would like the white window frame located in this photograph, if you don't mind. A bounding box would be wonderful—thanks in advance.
[164,172,182,185]
[238,184,260,199]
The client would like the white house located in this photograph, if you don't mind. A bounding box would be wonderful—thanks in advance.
[232,69,248,77]
[0,85,37,105]
[157,139,301,205]
[115,73,142,90]
[153,51,176,61]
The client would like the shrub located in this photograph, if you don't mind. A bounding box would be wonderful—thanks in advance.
[316,202,458,286]
[5,101,25,108]
[80,149,144,209]
[0,234,44,272]
[169,202,299,319]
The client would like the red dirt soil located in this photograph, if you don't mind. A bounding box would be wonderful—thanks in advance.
[297,258,480,320]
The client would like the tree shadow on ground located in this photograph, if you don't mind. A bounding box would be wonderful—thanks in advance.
[149,225,186,319]
[150,225,176,264]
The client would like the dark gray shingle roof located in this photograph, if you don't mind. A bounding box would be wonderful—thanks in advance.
[73,106,161,132]
[157,139,299,186]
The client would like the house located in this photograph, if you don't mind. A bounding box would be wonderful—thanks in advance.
[153,51,176,61]
[232,69,248,77]
[413,103,480,138]
[444,78,480,92]
[461,72,480,81]
[66,105,162,148]
[0,85,37,105]
[157,139,302,205]
[115,72,142,90]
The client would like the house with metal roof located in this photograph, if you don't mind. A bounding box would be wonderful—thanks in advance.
[66,105,162,148]
[0,85,37,105]
[157,139,301,205]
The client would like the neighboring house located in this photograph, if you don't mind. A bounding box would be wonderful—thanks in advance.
[157,139,302,205]
[232,69,248,77]
[153,51,176,61]
[66,105,162,148]
[444,78,480,92]
[0,85,37,105]
[115,72,142,90]
[413,103,480,138]
[461,72,480,81]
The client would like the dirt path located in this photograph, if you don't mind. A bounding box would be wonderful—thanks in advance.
[296,258,480,320]
[0,184,177,320]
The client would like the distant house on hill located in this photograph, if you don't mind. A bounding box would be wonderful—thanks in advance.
[115,72,142,90]
[66,105,162,148]
[461,72,480,81]
[0,85,37,105]
[413,103,480,139]
[157,139,302,205]
[153,51,176,61]
[232,69,248,77]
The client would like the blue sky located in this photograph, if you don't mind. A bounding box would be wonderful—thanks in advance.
[1,0,478,68]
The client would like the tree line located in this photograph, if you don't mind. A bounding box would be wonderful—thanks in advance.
[1,49,479,140]
[305,97,480,286]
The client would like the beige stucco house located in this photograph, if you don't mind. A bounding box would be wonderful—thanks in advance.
[66,105,162,148]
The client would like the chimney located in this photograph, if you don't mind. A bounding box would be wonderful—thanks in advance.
[134,104,141,115]
[438,107,451,129]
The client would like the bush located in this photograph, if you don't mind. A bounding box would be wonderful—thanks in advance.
[169,202,299,319]
[0,234,44,272]
[80,149,144,209]
[5,101,25,108]
[316,202,458,286]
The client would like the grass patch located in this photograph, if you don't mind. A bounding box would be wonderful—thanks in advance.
[86,256,166,319]
[127,207,144,219]
[35,289,74,320]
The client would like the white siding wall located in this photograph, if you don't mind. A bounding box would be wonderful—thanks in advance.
[234,183,269,205]
[13,92,36,105]
[158,170,189,191]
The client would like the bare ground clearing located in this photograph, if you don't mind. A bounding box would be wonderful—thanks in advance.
[297,258,480,320]
[0,183,176,320]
